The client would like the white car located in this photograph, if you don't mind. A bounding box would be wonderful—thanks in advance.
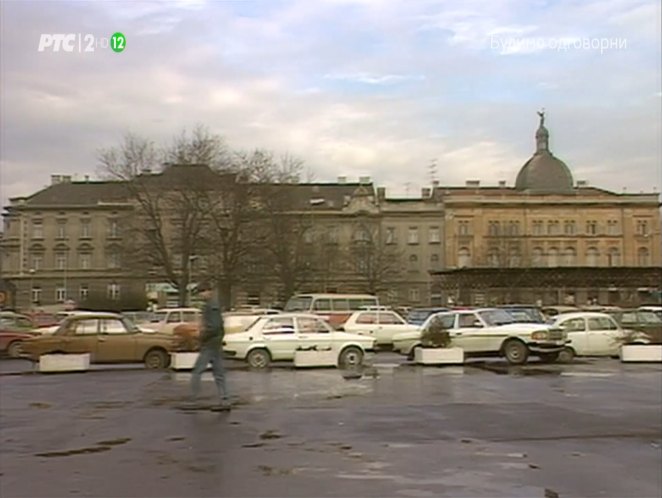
[341,310,419,346]
[140,308,201,334]
[392,308,567,365]
[551,312,649,362]
[223,313,376,369]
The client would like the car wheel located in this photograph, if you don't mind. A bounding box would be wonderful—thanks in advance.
[144,349,169,369]
[539,352,559,363]
[503,339,529,365]
[338,346,364,368]
[7,341,23,358]
[247,348,271,369]
[558,347,575,363]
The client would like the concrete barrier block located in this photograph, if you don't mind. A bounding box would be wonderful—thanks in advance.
[39,354,90,373]
[170,352,202,370]
[294,350,337,368]
[620,345,662,363]
[415,347,464,365]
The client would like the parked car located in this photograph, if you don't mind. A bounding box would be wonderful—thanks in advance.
[340,310,420,346]
[406,307,450,325]
[223,313,375,369]
[541,306,579,321]
[139,308,201,334]
[603,309,662,344]
[20,313,184,368]
[0,324,39,357]
[497,305,546,324]
[392,308,566,365]
[551,312,650,362]
[0,311,37,331]
[639,306,662,320]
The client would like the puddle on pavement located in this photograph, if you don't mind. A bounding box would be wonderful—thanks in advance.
[96,437,131,447]
[259,430,283,440]
[29,402,52,409]
[469,362,561,376]
[34,437,131,458]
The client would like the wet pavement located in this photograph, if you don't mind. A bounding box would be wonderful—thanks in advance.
[1,357,661,498]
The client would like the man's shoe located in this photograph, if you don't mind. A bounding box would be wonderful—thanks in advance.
[211,401,232,412]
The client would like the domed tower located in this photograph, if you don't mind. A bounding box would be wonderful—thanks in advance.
[515,110,574,193]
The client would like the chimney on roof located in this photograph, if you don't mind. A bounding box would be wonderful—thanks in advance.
[466,180,480,188]
[432,180,439,188]
[359,176,371,184]
[51,175,62,185]
[421,187,431,198]
[377,187,386,200]
[337,176,347,184]
[84,175,90,182]
[61,175,72,183]
[498,180,506,188]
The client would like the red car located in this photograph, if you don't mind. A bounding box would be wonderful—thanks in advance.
[0,330,38,358]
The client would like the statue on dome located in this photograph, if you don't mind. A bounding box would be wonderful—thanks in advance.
[537,109,545,127]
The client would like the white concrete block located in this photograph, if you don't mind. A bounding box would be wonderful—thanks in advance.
[415,347,464,365]
[294,350,338,368]
[170,352,202,370]
[39,354,90,373]
[620,345,662,363]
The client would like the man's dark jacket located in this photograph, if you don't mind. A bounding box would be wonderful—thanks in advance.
[200,298,224,349]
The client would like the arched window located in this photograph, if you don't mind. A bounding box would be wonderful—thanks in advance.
[458,247,471,268]
[531,247,544,266]
[638,247,650,266]
[563,247,576,266]
[607,248,621,267]
[430,254,440,270]
[547,247,559,267]
[487,248,500,267]
[409,254,419,271]
[508,248,521,267]
[586,247,599,267]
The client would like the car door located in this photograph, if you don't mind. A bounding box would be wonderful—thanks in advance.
[96,318,136,362]
[297,316,334,351]
[453,312,487,352]
[260,316,297,360]
[558,317,589,355]
[347,312,378,337]
[60,318,100,357]
[375,312,408,345]
[587,316,619,355]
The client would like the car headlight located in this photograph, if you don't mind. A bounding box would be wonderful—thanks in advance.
[531,331,548,340]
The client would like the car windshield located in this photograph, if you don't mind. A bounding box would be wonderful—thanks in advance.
[478,309,516,326]
[284,297,312,312]
[640,311,662,324]
[504,308,545,323]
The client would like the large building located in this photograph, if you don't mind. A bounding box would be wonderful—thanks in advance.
[1,115,660,311]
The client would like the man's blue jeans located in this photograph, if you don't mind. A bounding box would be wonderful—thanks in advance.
[190,344,229,402]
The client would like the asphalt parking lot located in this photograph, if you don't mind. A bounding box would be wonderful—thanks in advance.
[1,356,661,498]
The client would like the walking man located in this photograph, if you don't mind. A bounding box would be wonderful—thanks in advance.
[189,280,231,411]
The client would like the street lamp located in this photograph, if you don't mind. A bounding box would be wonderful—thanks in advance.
[29,268,35,309]
[187,255,199,306]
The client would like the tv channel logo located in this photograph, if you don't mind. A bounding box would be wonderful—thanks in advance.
[38,32,126,53]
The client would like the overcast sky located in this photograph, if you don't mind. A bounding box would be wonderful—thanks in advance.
[1,0,660,209]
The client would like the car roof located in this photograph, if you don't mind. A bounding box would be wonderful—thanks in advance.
[553,311,613,320]
[63,312,125,319]
[255,313,324,320]
[154,308,199,312]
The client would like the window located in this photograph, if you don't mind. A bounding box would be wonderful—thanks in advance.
[408,227,419,244]
[586,247,599,267]
[531,247,544,266]
[313,299,331,311]
[80,220,91,238]
[508,248,521,267]
[182,311,199,323]
[32,220,43,239]
[458,313,482,328]
[458,247,471,268]
[429,314,455,330]
[562,247,576,266]
[408,254,419,271]
[56,252,67,270]
[620,312,638,325]
[429,227,440,244]
[56,220,67,239]
[108,219,120,238]
[79,284,89,301]
[607,248,621,266]
[263,317,295,334]
[353,227,370,242]
[586,221,597,235]
[31,287,42,304]
[79,253,91,270]
[430,253,440,270]
[378,313,405,325]
[107,251,120,269]
[636,220,649,236]
[547,247,559,267]
[73,319,98,335]
[297,317,330,334]
[100,319,128,335]
[547,221,560,235]
[408,288,420,302]
[607,220,619,235]
[55,286,66,303]
[331,298,349,311]
[31,254,43,271]
[458,221,470,236]
[303,229,313,244]
[588,317,618,331]
[564,220,576,235]
[327,226,338,244]
[166,312,182,323]
[356,313,377,324]
[487,248,500,267]
[385,227,396,245]
[107,283,120,300]
[488,221,500,236]
[532,221,544,236]
[638,247,650,266]
[560,318,585,332]
[508,221,520,236]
